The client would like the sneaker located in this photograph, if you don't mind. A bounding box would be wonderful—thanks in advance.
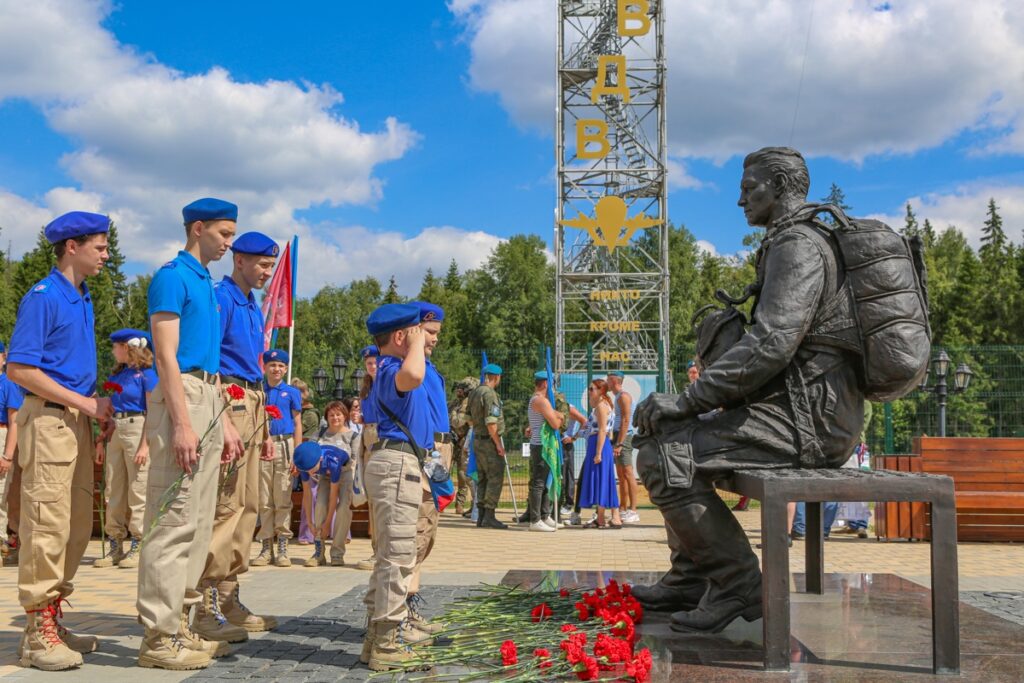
[623,510,641,524]
[857,529,869,539]
[568,513,582,526]
[542,516,563,529]
[560,506,574,517]
[529,521,556,533]
[356,555,375,571]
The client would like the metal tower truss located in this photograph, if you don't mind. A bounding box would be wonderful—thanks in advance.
[555,0,669,383]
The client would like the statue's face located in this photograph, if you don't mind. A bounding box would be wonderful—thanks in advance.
[737,163,777,227]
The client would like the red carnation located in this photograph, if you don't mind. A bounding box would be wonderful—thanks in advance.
[560,623,577,633]
[102,381,123,394]
[533,647,553,669]
[575,601,591,621]
[225,384,245,401]
[531,602,553,622]
[574,655,600,681]
[499,640,518,666]
[632,648,653,682]
[265,405,283,420]
[560,588,571,597]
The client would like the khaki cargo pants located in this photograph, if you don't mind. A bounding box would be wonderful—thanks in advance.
[406,441,450,594]
[257,436,293,540]
[313,463,354,563]
[17,397,95,610]
[361,424,378,547]
[137,375,223,635]
[203,386,265,582]
[104,415,148,540]
[362,446,420,624]
[0,425,9,537]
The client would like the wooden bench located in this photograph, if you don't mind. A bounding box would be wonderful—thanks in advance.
[719,468,960,675]
[876,437,1024,542]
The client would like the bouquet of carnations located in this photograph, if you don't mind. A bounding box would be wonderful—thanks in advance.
[392,579,653,682]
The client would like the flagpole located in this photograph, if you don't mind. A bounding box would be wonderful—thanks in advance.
[287,235,298,383]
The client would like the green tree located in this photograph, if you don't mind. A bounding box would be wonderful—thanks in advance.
[383,275,402,303]
[975,199,1019,343]
[11,229,56,301]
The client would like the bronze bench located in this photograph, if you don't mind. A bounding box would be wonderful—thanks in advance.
[719,468,959,674]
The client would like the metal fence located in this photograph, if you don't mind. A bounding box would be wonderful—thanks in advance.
[441,345,1024,507]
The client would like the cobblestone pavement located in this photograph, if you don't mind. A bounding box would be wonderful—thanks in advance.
[185,585,462,683]
[960,591,1024,627]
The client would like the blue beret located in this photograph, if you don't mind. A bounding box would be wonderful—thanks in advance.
[263,349,290,365]
[366,303,420,336]
[411,301,445,323]
[360,345,380,359]
[293,441,322,472]
[686,360,696,369]
[534,370,549,381]
[321,445,350,467]
[182,197,238,224]
[483,363,503,376]
[608,370,625,378]
[0,340,5,354]
[231,232,279,257]
[110,328,152,350]
[44,211,110,244]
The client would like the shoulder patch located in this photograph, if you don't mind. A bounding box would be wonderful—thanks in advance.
[490,405,501,417]
[161,261,177,269]
[32,283,49,293]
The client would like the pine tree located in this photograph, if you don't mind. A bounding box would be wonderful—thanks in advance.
[821,183,852,213]
[902,203,920,238]
[443,259,461,292]
[975,199,1019,343]
[383,275,401,303]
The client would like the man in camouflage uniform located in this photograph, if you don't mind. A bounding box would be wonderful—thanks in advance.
[447,377,477,516]
[467,364,506,530]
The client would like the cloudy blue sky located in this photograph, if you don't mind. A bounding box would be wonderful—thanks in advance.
[1,0,1022,294]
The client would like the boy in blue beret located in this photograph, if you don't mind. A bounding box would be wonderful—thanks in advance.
[360,303,432,672]
[7,210,113,671]
[256,349,302,569]
[401,302,451,637]
[192,230,281,642]
[293,440,353,567]
[0,341,25,565]
[136,198,241,670]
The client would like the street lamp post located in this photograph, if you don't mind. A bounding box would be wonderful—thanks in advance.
[351,368,366,397]
[311,366,329,397]
[917,349,974,437]
[332,355,348,401]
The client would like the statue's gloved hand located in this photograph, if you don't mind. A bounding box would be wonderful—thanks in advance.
[634,392,691,435]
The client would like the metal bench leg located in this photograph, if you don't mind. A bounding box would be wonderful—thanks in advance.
[929,497,960,675]
[761,497,791,671]
[805,501,824,594]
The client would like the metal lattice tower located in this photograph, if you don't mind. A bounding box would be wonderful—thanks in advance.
[555,0,669,385]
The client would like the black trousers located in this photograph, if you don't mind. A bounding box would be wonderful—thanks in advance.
[560,440,576,509]
[528,444,553,522]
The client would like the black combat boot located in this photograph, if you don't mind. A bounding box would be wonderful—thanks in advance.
[481,509,508,530]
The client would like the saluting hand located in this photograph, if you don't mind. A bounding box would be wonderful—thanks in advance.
[405,324,425,348]
[173,422,200,474]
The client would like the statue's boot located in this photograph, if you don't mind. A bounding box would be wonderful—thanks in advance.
[658,481,762,634]
[632,521,707,612]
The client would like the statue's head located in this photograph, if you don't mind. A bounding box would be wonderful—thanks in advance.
[738,147,809,227]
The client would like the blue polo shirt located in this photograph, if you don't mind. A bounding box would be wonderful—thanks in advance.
[0,374,25,425]
[216,275,264,383]
[109,366,158,414]
[8,268,97,396]
[298,447,349,485]
[372,355,434,450]
[148,251,220,374]
[265,381,301,436]
[424,360,450,433]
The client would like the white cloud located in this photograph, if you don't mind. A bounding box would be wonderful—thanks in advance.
[0,187,106,255]
[450,0,1024,161]
[205,224,505,297]
[870,182,1024,247]
[695,239,718,257]
[0,0,418,268]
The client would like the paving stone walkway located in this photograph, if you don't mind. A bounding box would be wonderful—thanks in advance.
[186,585,462,683]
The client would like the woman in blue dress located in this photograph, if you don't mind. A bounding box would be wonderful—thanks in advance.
[578,379,622,529]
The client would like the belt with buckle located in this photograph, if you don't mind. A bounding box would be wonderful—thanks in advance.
[372,438,420,458]
[183,369,219,385]
[221,376,263,393]
[25,394,65,411]
[271,434,292,443]
[434,432,452,444]
[114,411,145,419]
